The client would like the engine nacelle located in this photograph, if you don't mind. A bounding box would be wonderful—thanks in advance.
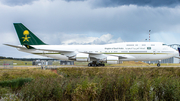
[76,53,90,62]
[106,56,120,64]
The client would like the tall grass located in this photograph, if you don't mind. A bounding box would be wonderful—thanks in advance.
[0,67,180,100]
[0,78,32,90]
[14,67,180,100]
[0,69,59,81]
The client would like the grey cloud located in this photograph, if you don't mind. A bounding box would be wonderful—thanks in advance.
[65,0,86,2]
[61,34,123,45]
[0,0,39,6]
[1,0,180,43]
[1,0,180,58]
[66,0,180,7]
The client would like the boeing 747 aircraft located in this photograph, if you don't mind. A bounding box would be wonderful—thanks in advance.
[5,23,179,67]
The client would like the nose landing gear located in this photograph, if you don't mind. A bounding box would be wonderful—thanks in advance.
[157,63,160,67]
[157,60,161,67]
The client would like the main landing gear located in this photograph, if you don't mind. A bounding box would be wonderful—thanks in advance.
[157,60,161,67]
[88,61,105,67]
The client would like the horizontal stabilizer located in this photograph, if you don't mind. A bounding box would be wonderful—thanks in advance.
[4,44,26,49]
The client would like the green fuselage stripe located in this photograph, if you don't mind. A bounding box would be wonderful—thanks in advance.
[103,53,170,54]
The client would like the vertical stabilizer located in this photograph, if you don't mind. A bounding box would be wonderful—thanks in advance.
[13,23,46,45]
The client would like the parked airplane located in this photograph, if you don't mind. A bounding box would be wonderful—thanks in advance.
[5,23,179,67]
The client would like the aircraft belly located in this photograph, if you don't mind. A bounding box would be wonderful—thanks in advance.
[120,54,174,61]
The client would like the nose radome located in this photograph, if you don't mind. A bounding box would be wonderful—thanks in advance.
[175,50,179,56]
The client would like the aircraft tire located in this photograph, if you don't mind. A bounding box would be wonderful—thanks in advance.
[88,63,92,67]
[157,63,160,67]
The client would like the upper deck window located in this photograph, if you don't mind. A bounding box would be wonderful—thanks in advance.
[151,44,155,46]
[121,51,128,53]
[127,44,134,46]
[142,44,146,46]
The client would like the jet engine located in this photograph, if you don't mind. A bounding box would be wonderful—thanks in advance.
[106,56,120,64]
[76,53,90,62]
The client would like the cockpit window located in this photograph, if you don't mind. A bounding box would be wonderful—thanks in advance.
[162,44,167,46]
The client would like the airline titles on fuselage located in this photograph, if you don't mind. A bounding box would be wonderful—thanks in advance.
[105,47,147,50]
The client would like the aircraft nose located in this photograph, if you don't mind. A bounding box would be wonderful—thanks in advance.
[175,50,179,56]
[178,48,180,56]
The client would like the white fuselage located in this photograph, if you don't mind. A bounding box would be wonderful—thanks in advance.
[17,42,178,62]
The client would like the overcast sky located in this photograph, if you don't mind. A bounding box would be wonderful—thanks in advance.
[1,0,180,58]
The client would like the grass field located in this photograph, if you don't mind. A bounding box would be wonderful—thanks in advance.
[0,66,180,100]
[0,59,32,66]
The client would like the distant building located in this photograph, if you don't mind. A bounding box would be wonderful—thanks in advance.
[143,57,179,64]
[32,60,53,66]
[60,61,74,65]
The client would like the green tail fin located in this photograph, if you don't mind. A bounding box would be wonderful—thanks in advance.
[13,23,46,45]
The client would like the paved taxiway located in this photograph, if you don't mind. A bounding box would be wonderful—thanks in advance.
[1,65,180,69]
[1,65,180,68]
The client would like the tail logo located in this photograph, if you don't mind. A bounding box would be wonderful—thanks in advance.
[22,30,30,42]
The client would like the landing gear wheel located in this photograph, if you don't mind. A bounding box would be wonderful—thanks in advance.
[99,63,105,66]
[88,63,92,67]
[157,63,160,67]
[88,62,105,67]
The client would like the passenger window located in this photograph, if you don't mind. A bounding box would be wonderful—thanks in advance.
[127,44,134,46]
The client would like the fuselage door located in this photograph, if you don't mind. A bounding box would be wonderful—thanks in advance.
[153,49,156,55]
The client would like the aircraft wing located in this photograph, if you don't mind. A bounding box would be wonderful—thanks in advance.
[35,49,128,60]
[83,52,130,60]
[4,44,76,57]
[35,48,108,60]
[4,44,133,60]
[35,48,74,54]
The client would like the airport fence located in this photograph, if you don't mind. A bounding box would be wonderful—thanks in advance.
[0,61,13,69]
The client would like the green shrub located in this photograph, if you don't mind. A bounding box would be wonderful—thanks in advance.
[0,78,33,90]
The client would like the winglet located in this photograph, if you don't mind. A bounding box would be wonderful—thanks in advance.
[4,44,26,49]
